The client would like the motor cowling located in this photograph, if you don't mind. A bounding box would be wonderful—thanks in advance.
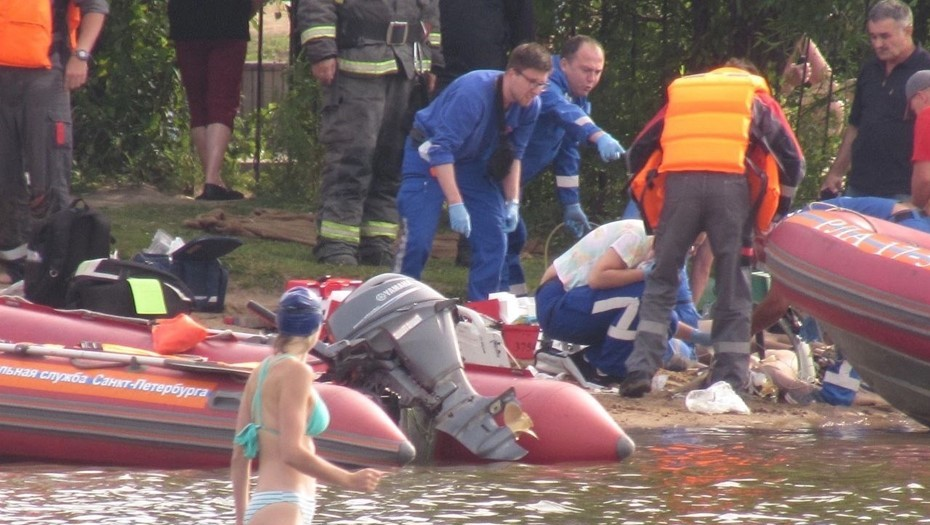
[325,274,528,461]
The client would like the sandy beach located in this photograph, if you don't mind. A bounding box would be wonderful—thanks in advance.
[85,186,928,435]
[208,283,926,434]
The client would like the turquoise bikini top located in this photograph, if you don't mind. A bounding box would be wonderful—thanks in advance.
[233,354,330,459]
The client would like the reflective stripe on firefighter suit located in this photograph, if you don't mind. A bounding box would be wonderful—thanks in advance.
[503,54,602,293]
[297,0,442,257]
[395,70,540,300]
[0,0,99,261]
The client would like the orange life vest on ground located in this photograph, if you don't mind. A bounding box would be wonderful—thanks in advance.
[0,2,81,69]
[630,67,781,232]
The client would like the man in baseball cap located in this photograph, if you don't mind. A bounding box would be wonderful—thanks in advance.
[906,70,930,207]
[906,69,930,103]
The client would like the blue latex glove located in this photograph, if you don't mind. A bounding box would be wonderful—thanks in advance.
[595,133,625,162]
[637,259,655,278]
[503,200,520,233]
[563,203,592,238]
[449,203,472,238]
[691,329,713,347]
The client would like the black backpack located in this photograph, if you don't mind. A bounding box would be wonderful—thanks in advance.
[132,236,241,312]
[65,258,193,319]
[24,199,113,307]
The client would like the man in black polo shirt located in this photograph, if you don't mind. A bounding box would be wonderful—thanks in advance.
[435,0,535,92]
[821,0,930,200]
[436,0,536,268]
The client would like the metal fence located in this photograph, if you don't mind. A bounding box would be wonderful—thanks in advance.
[241,61,288,114]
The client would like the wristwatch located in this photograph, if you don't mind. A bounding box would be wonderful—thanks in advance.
[74,49,91,62]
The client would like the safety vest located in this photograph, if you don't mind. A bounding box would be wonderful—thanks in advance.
[0,2,81,69]
[630,67,781,232]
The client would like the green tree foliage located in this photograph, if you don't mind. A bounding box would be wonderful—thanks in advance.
[522,0,928,238]
[248,61,326,203]
[74,0,930,216]
[72,0,194,192]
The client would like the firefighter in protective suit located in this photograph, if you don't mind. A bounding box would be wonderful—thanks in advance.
[0,0,108,285]
[619,59,806,398]
[297,0,443,266]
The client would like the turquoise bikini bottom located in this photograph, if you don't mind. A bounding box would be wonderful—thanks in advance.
[245,491,316,525]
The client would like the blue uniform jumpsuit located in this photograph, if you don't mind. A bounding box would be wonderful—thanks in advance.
[535,221,694,379]
[503,55,604,294]
[395,70,540,300]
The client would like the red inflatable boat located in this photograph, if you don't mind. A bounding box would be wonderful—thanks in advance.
[764,207,930,427]
[0,297,414,469]
[0,283,634,466]
[436,364,633,464]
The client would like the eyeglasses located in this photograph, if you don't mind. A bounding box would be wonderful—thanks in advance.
[517,71,549,91]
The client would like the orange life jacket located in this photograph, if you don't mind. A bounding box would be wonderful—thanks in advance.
[630,67,781,232]
[0,2,81,69]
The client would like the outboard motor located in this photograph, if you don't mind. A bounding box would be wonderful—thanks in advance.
[323,273,528,461]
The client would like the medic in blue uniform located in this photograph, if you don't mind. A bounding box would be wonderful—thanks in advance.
[395,43,552,300]
[535,220,706,383]
[503,36,625,295]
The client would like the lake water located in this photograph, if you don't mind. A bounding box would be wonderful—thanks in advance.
[2,427,928,524]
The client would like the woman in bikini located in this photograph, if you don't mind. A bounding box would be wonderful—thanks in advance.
[231,287,384,525]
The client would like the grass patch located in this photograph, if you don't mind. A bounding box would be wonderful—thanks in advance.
[96,192,548,302]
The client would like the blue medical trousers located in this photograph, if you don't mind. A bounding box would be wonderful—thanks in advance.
[396,144,507,300]
[537,278,681,378]
[502,218,529,293]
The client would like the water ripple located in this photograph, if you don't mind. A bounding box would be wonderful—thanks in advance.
[0,429,929,524]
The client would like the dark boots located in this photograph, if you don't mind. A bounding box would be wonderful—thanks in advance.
[705,352,751,392]
[314,240,358,266]
[358,236,395,267]
[315,237,396,267]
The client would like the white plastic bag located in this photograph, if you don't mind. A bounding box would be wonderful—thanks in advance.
[146,229,185,255]
[685,381,751,415]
